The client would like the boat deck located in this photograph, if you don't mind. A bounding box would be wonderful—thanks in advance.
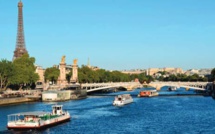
[40,115,60,120]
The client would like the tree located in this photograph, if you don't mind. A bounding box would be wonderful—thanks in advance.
[0,59,15,90]
[78,71,87,83]
[138,73,148,83]
[11,54,39,90]
[130,74,139,81]
[146,75,154,83]
[103,71,112,82]
[190,74,199,82]
[211,68,215,81]
[96,69,106,82]
[111,71,122,82]
[157,71,168,75]
[78,65,92,83]
[44,67,60,84]
[77,65,156,83]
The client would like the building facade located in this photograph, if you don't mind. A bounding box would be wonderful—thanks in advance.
[147,68,184,76]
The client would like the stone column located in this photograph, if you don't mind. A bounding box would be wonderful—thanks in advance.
[70,59,78,83]
[57,56,67,87]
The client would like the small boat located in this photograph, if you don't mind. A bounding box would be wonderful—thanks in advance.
[138,90,158,97]
[168,86,177,91]
[113,94,133,106]
[7,105,70,130]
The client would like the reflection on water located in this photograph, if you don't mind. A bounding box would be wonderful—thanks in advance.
[1,87,215,134]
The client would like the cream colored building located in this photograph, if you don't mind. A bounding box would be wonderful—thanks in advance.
[163,68,183,74]
[147,68,163,76]
[121,69,146,75]
[147,68,184,76]
[35,65,45,84]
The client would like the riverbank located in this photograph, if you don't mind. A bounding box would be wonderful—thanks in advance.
[0,97,39,106]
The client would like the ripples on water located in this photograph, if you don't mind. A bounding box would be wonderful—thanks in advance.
[1,88,215,134]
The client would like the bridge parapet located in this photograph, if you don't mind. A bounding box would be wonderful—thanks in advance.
[147,82,211,91]
[81,82,142,92]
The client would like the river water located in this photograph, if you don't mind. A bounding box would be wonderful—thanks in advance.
[1,88,215,134]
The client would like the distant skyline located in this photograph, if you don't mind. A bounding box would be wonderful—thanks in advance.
[0,0,215,70]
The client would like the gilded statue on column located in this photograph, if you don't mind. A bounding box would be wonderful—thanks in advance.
[73,59,78,65]
[61,55,66,63]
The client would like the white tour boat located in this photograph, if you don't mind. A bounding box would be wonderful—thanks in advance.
[168,86,177,91]
[7,105,70,130]
[113,94,133,106]
[138,90,159,97]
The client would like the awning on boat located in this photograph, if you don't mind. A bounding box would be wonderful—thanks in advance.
[8,111,50,116]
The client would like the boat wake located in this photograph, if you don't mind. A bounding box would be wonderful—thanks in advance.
[1,129,42,134]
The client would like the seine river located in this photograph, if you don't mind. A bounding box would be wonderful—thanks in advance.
[1,88,215,134]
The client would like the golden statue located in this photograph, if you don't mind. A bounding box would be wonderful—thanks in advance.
[61,55,66,63]
[73,59,78,65]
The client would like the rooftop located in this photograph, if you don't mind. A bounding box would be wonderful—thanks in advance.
[8,111,50,116]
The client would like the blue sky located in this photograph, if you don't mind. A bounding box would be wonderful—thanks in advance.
[0,0,215,70]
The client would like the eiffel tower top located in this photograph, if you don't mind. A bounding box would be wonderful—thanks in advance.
[13,0,28,60]
[18,0,23,7]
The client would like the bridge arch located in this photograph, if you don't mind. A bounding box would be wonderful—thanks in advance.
[147,82,207,91]
[81,82,142,93]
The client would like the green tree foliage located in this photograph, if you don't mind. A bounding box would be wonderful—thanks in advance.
[78,65,99,83]
[11,54,39,90]
[44,67,60,84]
[162,73,207,82]
[77,65,153,83]
[111,71,123,82]
[147,75,154,83]
[157,71,168,75]
[0,59,15,90]
[96,69,107,82]
[137,73,148,83]
[211,68,215,81]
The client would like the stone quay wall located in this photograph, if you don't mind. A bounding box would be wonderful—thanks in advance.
[0,97,35,106]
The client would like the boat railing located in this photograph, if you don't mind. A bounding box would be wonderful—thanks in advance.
[40,114,60,120]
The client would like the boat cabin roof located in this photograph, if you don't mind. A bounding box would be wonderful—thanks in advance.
[142,90,157,92]
[118,94,130,96]
[52,105,63,108]
[8,111,49,117]
[116,94,131,97]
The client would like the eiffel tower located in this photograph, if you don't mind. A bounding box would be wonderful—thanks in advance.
[13,0,28,60]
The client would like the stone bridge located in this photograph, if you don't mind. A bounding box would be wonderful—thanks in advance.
[146,82,212,91]
[81,82,142,93]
